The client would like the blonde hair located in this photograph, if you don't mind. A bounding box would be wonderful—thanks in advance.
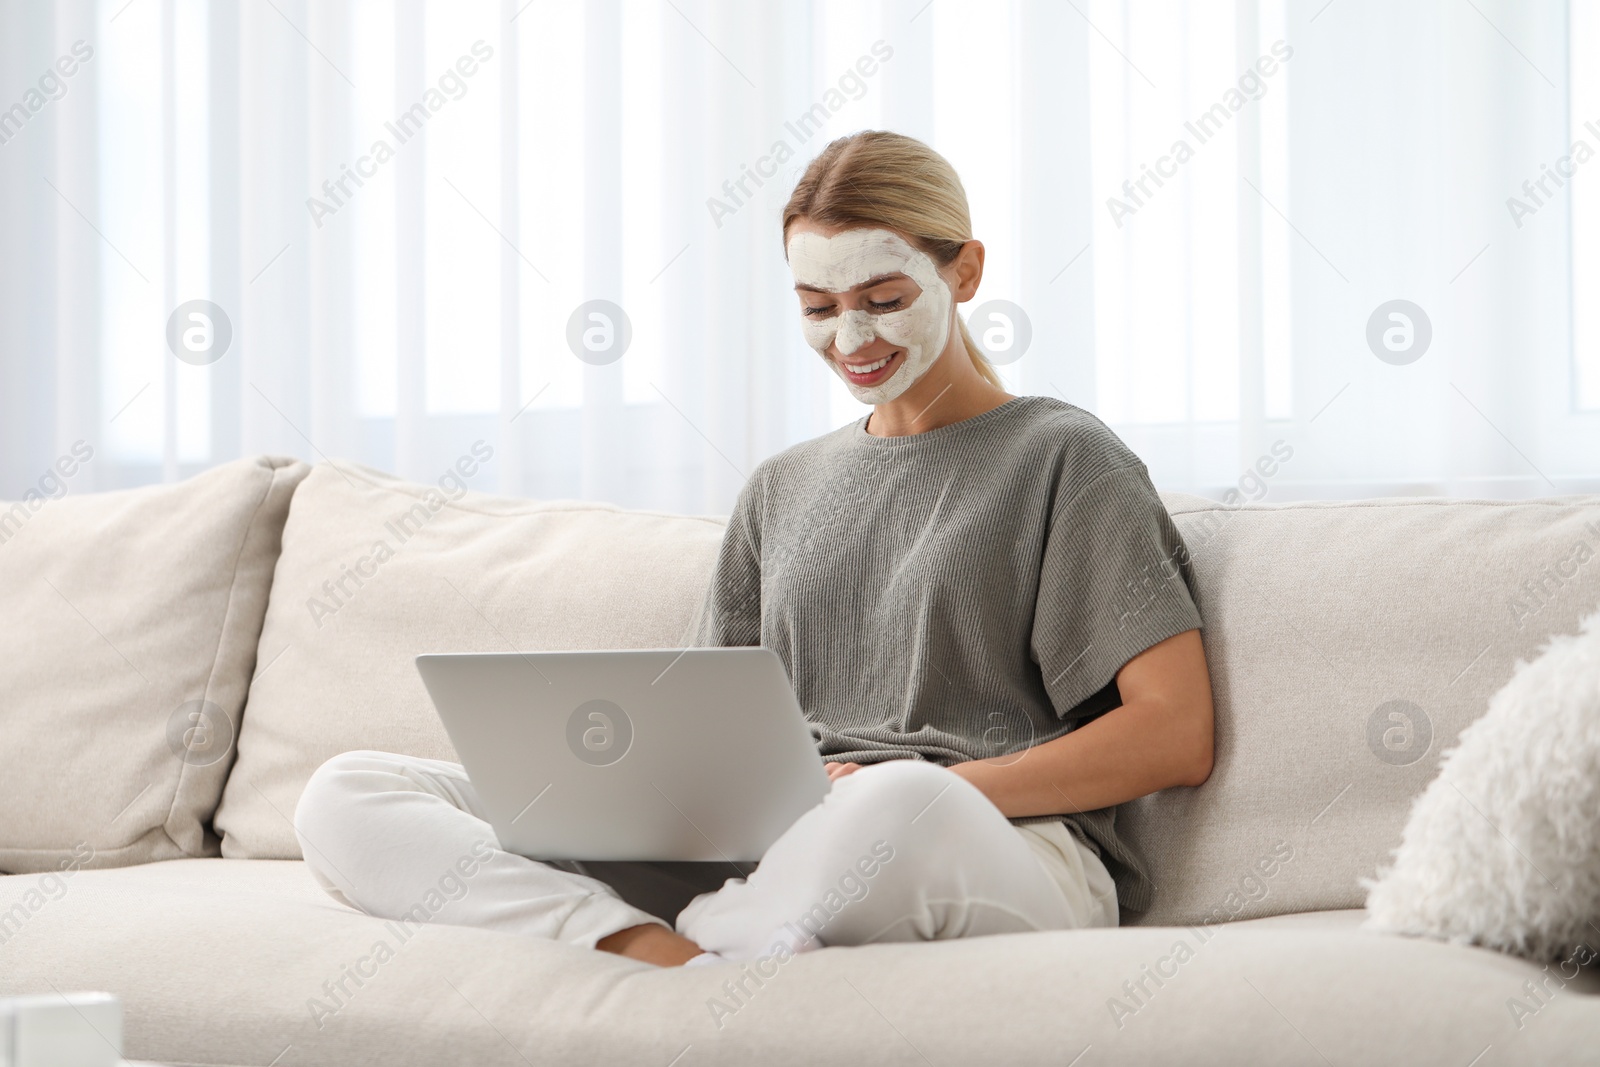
[780,130,1003,389]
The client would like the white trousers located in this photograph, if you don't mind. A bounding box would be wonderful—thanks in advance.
[293,751,1118,961]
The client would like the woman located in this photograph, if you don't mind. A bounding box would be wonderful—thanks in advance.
[294,130,1214,970]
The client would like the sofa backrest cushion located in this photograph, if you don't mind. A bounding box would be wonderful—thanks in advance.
[1120,491,1600,926]
[213,460,725,859]
[0,456,309,875]
[212,456,1600,929]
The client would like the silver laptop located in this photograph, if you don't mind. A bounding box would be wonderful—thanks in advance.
[415,648,830,863]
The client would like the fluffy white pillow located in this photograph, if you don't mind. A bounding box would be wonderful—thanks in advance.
[1362,605,1600,960]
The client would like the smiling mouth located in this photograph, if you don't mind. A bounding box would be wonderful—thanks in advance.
[836,350,901,386]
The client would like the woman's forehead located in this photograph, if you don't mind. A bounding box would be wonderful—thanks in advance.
[787,227,933,292]
[793,271,911,294]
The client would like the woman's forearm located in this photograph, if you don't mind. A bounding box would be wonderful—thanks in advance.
[947,692,1213,818]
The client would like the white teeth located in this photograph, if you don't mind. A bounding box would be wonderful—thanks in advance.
[846,354,892,374]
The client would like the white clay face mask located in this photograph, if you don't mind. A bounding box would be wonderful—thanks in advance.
[786,227,953,405]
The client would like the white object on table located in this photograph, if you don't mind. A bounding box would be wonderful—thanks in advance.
[0,992,123,1067]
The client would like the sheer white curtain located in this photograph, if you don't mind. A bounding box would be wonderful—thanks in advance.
[2,0,1596,510]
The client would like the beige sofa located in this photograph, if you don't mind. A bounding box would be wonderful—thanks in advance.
[3,454,1597,1066]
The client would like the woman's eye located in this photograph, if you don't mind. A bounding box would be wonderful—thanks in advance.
[801,297,903,317]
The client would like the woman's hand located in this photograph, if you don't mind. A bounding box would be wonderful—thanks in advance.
[824,761,863,782]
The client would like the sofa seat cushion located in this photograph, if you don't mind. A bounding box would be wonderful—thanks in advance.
[2,860,1594,1066]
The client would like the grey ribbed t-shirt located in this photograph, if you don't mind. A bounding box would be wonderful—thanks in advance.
[686,394,1204,914]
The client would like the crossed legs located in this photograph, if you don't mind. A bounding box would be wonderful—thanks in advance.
[294,751,1109,966]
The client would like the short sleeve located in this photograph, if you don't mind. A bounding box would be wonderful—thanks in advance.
[1031,463,1204,721]
[685,472,764,648]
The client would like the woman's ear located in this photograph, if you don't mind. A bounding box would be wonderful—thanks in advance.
[951,239,985,302]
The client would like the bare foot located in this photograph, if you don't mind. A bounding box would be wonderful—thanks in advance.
[595,923,705,967]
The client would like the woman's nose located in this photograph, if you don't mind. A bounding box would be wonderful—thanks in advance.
[834,310,877,357]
